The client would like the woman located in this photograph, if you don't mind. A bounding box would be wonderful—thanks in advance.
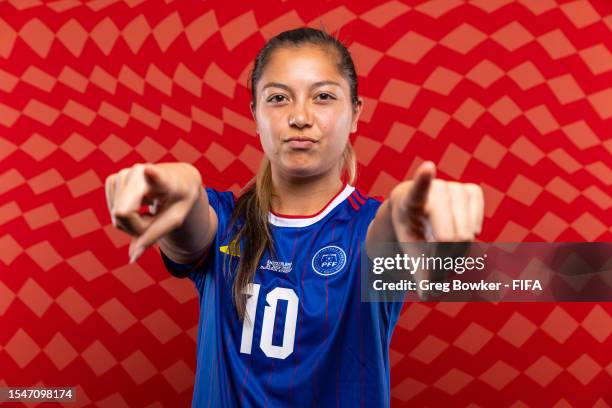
[105,27,483,407]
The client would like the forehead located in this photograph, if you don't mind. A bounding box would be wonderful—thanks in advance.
[258,44,345,88]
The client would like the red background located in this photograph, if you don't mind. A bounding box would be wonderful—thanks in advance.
[1,0,611,406]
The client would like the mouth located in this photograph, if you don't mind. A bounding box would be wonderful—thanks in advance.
[283,136,318,149]
[283,136,318,143]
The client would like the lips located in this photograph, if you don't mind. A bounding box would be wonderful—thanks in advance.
[284,136,317,143]
[284,136,318,149]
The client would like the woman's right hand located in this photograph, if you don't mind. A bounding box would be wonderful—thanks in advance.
[104,162,204,263]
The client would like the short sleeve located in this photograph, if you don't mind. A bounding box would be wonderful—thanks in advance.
[158,186,236,288]
[159,246,209,278]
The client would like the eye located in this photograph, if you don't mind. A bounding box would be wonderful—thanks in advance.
[267,94,287,104]
[316,92,335,102]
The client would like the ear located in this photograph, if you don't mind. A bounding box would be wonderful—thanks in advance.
[350,97,364,133]
[250,102,259,135]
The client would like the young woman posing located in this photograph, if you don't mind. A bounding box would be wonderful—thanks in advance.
[105,28,484,407]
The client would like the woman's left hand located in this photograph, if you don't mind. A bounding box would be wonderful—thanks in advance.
[389,161,484,243]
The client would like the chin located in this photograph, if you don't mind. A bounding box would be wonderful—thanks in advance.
[281,160,323,179]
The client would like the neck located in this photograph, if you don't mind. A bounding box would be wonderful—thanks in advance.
[270,170,345,216]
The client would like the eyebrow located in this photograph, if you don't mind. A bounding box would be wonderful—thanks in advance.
[261,80,342,92]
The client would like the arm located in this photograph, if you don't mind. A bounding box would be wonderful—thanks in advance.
[365,162,484,296]
[157,186,218,265]
[106,162,218,267]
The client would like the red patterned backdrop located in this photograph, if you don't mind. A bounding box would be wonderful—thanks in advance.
[1,0,611,407]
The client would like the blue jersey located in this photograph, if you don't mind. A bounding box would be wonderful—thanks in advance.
[160,184,404,407]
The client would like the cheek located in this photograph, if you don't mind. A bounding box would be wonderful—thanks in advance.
[323,110,352,145]
[257,109,284,136]
[259,132,278,160]
[256,113,279,149]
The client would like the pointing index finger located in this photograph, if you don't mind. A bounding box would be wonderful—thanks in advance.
[404,161,436,214]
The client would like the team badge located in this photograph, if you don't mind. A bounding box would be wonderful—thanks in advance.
[311,245,347,276]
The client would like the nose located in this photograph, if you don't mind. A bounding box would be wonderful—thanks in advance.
[288,100,313,129]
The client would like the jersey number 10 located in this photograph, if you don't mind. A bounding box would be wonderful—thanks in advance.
[240,283,299,359]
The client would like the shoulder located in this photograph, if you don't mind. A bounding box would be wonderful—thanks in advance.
[347,187,385,216]
[335,187,385,234]
[204,187,236,213]
[204,187,238,238]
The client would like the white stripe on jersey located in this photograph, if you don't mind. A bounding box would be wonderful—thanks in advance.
[268,185,356,228]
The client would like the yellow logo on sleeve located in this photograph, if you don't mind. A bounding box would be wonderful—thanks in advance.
[219,240,240,257]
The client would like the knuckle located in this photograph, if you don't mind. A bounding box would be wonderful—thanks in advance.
[470,183,484,198]
[117,168,130,179]
[466,183,479,194]
[429,180,444,196]
[457,231,474,241]
[435,232,453,242]
[449,182,465,196]
[132,163,146,174]
[105,174,116,186]
[440,181,451,195]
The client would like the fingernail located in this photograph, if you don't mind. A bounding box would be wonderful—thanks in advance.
[129,245,144,263]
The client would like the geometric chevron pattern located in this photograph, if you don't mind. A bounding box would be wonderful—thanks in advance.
[1,0,610,407]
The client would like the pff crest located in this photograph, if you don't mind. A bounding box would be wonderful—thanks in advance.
[311,245,347,276]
